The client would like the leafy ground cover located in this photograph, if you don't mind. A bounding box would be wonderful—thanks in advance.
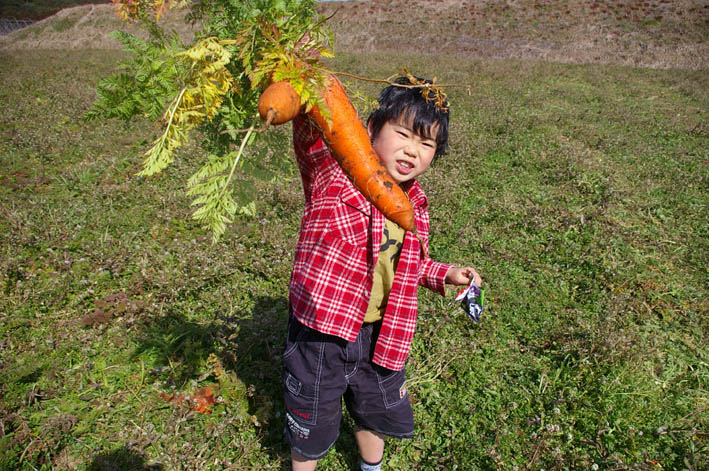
[1,46,707,470]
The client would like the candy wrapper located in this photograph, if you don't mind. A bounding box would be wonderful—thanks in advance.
[453,279,484,323]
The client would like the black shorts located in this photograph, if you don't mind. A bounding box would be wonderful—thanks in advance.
[283,315,414,460]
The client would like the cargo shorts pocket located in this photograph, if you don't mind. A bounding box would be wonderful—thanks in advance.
[284,370,319,425]
[374,365,408,409]
[283,319,325,426]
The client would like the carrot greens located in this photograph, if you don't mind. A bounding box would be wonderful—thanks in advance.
[90,0,333,240]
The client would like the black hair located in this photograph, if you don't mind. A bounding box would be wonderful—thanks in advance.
[367,75,449,160]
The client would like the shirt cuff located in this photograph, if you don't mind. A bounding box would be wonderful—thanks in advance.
[293,114,320,150]
[421,260,453,296]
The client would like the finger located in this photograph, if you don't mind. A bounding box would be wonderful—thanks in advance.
[470,269,482,286]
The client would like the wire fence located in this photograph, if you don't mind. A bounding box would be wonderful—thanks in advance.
[0,18,36,36]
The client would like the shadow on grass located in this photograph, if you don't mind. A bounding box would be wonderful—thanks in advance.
[88,446,164,471]
[131,308,222,387]
[131,295,363,469]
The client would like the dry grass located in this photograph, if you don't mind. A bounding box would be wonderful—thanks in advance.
[319,0,709,70]
[1,1,707,69]
[0,4,197,50]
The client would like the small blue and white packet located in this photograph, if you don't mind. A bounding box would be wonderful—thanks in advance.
[453,278,485,323]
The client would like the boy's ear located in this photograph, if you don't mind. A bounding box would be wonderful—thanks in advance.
[366,120,374,139]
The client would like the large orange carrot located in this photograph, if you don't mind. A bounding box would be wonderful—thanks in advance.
[307,75,416,233]
[257,76,417,233]
[258,81,301,125]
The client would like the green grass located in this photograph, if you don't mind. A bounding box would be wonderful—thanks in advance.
[1,49,707,470]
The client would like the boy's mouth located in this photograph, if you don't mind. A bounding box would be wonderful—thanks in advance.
[396,160,414,172]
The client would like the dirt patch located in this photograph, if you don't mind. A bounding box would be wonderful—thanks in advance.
[321,0,708,69]
[0,1,707,69]
[0,4,197,50]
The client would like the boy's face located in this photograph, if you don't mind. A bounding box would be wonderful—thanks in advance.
[368,117,438,184]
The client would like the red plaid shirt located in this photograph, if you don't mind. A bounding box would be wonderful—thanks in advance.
[289,115,452,370]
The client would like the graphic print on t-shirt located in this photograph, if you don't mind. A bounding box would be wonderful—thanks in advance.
[364,219,406,323]
[380,224,403,262]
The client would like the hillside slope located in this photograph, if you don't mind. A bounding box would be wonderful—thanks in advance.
[0,4,196,50]
[321,0,708,69]
[0,0,707,69]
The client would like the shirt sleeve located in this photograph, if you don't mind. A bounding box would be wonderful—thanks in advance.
[292,114,331,197]
[292,114,320,151]
[419,257,452,296]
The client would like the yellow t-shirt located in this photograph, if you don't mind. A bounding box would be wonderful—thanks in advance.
[364,218,405,323]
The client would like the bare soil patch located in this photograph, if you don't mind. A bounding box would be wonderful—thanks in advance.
[320,0,709,69]
[0,4,196,50]
[0,0,707,69]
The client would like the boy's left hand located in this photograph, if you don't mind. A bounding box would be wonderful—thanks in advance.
[445,266,482,287]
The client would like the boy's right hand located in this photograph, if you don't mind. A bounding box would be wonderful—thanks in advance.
[445,266,482,287]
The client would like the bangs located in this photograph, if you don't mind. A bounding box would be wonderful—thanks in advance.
[397,107,440,141]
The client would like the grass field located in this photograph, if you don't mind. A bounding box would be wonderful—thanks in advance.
[0,42,707,471]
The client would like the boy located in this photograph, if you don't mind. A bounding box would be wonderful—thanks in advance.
[285,76,481,471]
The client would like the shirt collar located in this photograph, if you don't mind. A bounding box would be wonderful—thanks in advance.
[402,179,428,209]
